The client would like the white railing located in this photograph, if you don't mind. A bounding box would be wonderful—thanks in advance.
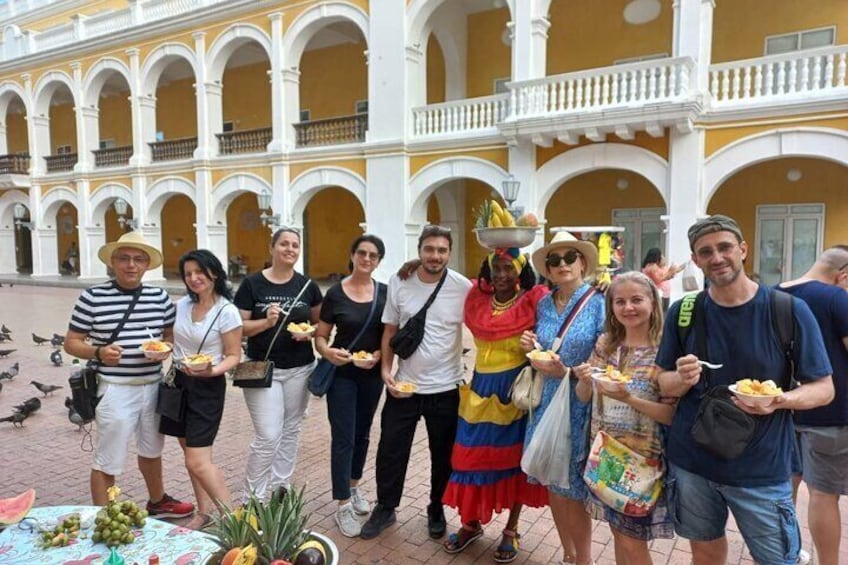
[412,94,509,137]
[508,57,694,119]
[0,0,57,21]
[709,45,848,104]
[143,0,204,21]
[84,9,132,39]
[33,22,74,51]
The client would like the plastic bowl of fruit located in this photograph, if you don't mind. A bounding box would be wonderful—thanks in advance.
[591,368,631,394]
[392,381,418,398]
[526,349,557,370]
[287,322,316,338]
[474,227,538,250]
[182,353,213,372]
[730,379,783,407]
[351,351,375,369]
[140,340,171,360]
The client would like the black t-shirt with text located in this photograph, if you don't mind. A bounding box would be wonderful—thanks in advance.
[234,271,323,369]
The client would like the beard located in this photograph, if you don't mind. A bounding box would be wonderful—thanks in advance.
[707,262,743,287]
[422,261,446,275]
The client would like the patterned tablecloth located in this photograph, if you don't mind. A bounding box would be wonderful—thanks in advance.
[0,505,221,565]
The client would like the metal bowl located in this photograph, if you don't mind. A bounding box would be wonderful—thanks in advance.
[474,227,538,249]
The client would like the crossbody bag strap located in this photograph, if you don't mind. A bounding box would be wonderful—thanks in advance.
[262,279,313,362]
[195,305,226,354]
[346,281,380,352]
[89,286,144,370]
[415,268,448,318]
[551,287,597,352]
[693,290,710,390]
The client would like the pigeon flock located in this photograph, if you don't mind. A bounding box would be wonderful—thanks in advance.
[0,324,78,430]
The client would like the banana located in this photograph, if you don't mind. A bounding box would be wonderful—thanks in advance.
[490,200,505,219]
[490,214,503,228]
[501,208,516,227]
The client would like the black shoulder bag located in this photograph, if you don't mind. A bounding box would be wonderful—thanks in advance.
[69,287,144,423]
[389,269,448,360]
[308,282,380,397]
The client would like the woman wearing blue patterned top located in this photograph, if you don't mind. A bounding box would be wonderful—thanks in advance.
[520,232,605,565]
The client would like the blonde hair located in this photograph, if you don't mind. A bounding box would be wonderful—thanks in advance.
[602,271,664,357]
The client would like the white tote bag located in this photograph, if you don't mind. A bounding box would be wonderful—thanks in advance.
[681,261,700,292]
[521,375,572,489]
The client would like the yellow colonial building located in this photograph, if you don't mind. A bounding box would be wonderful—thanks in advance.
[0,0,846,293]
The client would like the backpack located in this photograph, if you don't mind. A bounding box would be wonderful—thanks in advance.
[677,288,797,388]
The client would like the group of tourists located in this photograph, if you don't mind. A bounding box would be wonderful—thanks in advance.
[64,213,846,565]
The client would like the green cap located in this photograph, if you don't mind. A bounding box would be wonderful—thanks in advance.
[687,215,743,249]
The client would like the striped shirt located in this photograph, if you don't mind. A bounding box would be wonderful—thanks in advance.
[69,281,176,382]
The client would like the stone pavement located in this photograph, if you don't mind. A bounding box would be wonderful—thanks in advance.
[1,284,845,564]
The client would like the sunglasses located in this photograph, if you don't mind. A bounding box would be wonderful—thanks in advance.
[546,250,582,268]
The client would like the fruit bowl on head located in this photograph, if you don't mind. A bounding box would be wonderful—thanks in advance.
[474,227,537,250]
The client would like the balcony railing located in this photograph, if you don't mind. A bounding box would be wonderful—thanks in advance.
[149,137,197,162]
[413,94,509,137]
[294,114,367,148]
[508,57,694,119]
[44,152,77,172]
[0,0,57,20]
[93,145,133,168]
[0,153,30,174]
[709,45,848,105]
[217,127,272,155]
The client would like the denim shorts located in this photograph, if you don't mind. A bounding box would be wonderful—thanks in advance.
[668,463,800,565]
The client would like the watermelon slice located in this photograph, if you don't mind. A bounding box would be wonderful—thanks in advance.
[0,488,35,526]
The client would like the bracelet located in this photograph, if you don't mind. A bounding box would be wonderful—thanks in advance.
[93,346,102,361]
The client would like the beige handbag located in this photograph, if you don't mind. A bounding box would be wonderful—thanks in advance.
[510,366,543,411]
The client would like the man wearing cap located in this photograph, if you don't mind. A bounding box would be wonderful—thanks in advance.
[64,232,194,517]
[655,215,833,565]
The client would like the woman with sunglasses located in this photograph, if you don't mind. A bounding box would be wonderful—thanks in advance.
[233,227,323,502]
[314,235,387,538]
[520,232,605,565]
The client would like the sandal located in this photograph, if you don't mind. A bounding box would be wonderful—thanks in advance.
[443,525,483,554]
[494,528,521,563]
[186,513,214,531]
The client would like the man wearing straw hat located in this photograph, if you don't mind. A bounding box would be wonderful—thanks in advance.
[64,232,194,518]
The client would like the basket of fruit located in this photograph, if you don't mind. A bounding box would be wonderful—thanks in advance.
[473,200,539,249]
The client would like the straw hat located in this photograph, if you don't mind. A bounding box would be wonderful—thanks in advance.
[531,231,599,278]
[98,231,163,269]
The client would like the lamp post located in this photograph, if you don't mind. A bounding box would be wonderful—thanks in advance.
[113,198,139,230]
[13,203,35,230]
[501,176,522,217]
[257,188,280,229]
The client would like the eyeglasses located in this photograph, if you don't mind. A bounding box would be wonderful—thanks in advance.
[546,250,581,268]
[355,249,380,261]
[114,254,149,265]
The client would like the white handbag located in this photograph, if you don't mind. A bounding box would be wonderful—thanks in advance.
[682,261,700,292]
[510,366,543,411]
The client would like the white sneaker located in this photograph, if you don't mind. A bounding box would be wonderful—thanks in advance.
[350,487,370,516]
[335,502,361,538]
[797,548,811,565]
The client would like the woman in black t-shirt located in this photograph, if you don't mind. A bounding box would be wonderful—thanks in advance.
[315,234,387,538]
[233,227,323,502]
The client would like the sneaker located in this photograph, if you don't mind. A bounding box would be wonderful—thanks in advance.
[336,502,362,538]
[360,503,396,539]
[797,548,811,565]
[272,485,288,503]
[146,493,194,519]
[427,503,447,539]
[350,487,370,516]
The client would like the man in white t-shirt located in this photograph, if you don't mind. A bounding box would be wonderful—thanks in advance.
[360,225,472,540]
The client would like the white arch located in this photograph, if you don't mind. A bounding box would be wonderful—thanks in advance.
[147,176,196,220]
[408,156,510,215]
[536,143,669,211]
[40,186,78,226]
[0,189,28,227]
[140,42,198,97]
[282,2,369,66]
[0,81,29,119]
[704,127,848,206]
[408,0,514,49]
[289,167,366,222]
[32,70,76,117]
[211,172,271,224]
[83,57,133,108]
[89,182,133,223]
[207,24,272,84]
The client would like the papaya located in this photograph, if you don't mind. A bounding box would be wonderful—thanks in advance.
[221,548,242,565]
[0,488,35,526]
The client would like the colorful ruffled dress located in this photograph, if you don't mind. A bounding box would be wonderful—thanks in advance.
[442,283,550,524]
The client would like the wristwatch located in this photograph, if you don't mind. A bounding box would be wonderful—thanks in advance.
[93,346,102,361]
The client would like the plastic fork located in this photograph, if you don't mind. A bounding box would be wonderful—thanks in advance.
[698,360,724,369]
[533,339,543,351]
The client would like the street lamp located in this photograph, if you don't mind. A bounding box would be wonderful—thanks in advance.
[257,188,280,228]
[501,175,522,217]
[113,198,139,230]
[13,203,35,230]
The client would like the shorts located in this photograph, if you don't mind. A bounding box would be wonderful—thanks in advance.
[668,463,800,565]
[93,381,164,475]
[797,425,848,495]
[159,370,226,448]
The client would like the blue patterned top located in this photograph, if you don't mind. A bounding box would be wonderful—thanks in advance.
[524,283,605,499]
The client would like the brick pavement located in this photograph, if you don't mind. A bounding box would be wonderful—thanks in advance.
[1,284,845,564]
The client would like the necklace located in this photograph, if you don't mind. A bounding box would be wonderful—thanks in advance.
[555,288,575,307]
[492,293,519,315]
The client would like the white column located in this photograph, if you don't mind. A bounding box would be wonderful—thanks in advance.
[71,61,92,172]
[21,73,37,174]
[29,184,57,277]
[267,12,285,153]
[193,32,213,160]
[673,0,715,92]
[281,69,300,151]
[0,228,15,273]
[368,0,407,142]
[206,224,228,271]
[0,124,8,154]
[141,225,165,282]
[511,0,550,82]
[272,162,302,271]
[31,115,50,175]
[194,166,212,249]
[127,48,150,166]
[509,140,546,250]
[80,225,107,280]
[366,154,409,282]
[666,128,706,299]
[75,178,93,277]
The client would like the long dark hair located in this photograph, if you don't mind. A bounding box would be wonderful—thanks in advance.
[348,234,386,272]
[179,249,233,302]
[477,256,536,294]
[641,247,663,268]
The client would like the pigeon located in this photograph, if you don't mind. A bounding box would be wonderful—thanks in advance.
[0,371,12,381]
[0,333,11,342]
[50,350,63,366]
[7,362,18,377]
[0,411,27,427]
[0,381,2,393]
[1,324,10,334]
[51,334,65,347]
[13,397,41,415]
[31,380,62,397]
[32,333,50,345]
[65,397,85,431]
[0,349,16,358]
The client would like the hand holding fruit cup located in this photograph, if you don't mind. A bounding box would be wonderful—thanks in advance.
[287,322,315,341]
[352,350,380,369]
[140,340,171,361]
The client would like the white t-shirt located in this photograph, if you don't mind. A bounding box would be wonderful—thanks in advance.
[173,296,243,365]
[382,269,472,394]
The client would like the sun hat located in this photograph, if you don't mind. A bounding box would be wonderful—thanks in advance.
[531,231,599,278]
[687,215,743,250]
[98,231,163,269]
